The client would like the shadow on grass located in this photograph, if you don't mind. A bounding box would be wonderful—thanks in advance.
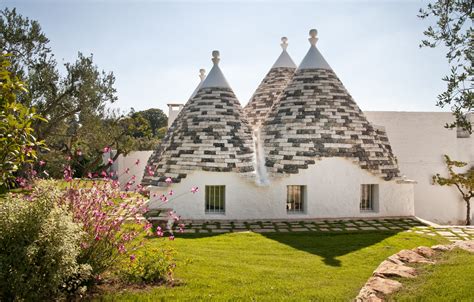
[261,230,402,266]
[154,229,402,267]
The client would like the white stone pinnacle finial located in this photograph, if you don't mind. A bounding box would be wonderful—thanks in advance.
[309,29,318,46]
[280,37,288,50]
[199,68,206,81]
[212,50,220,65]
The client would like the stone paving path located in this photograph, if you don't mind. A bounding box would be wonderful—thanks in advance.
[408,225,474,242]
[175,218,474,242]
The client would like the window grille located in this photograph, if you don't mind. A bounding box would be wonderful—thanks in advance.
[287,185,305,213]
[360,184,377,211]
[205,185,225,214]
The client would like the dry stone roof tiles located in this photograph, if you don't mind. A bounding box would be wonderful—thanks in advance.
[261,30,400,180]
[244,37,296,129]
[142,52,255,186]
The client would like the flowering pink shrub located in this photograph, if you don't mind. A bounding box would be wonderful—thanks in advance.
[61,179,150,276]
[55,151,193,279]
[12,146,196,286]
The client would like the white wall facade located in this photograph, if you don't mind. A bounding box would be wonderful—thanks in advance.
[105,151,153,190]
[148,157,414,220]
[365,111,473,225]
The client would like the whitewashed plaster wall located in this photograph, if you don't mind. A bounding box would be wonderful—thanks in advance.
[105,151,153,190]
[148,157,414,220]
[365,111,473,225]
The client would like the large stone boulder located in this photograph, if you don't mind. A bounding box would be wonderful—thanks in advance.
[393,249,434,264]
[356,277,402,301]
[453,240,474,253]
[431,244,453,252]
[413,246,434,258]
[374,260,417,279]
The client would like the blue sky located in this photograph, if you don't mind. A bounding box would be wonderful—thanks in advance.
[3,0,448,115]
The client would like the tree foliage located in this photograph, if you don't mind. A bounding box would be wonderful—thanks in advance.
[433,155,474,225]
[418,0,473,133]
[0,8,117,140]
[0,8,166,178]
[131,108,168,138]
[0,54,46,190]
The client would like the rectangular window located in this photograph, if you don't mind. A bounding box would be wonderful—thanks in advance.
[287,185,305,213]
[360,184,378,212]
[205,185,225,214]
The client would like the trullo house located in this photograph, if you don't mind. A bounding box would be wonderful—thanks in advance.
[142,29,416,220]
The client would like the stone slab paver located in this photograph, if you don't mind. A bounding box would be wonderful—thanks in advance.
[175,218,474,242]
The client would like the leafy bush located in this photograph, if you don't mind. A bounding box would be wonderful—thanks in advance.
[117,247,176,284]
[0,54,47,191]
[0,182,91,301]
[61,178,151,277]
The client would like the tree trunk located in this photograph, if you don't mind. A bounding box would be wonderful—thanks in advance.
[466,199,471,226]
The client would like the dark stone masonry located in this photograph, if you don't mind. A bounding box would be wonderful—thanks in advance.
[243,66,296,129]
[142,87,255,186]
[262,68,400,180]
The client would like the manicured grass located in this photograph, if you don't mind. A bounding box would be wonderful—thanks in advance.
[388,248,474,301]
[98,231,445,301]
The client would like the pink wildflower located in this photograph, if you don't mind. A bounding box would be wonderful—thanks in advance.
[160,195,168,203]
[135,159,140,165]
[156,226,163,237]
[144,222,152,231]
[39,160,46,166]
[169,235,175,241]
[130,254,136,261]
[169,190,174,196]
[15,177,27,188]
[108,158,114,164]
[118,244,126,254]
[103,146,111,153]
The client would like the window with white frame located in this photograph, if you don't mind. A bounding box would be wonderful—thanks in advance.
[205,185,225,214]
[287,185,305,213]
[360,184,378,212]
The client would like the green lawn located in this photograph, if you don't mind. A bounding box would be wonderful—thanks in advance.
[388,248,474,301]
[99,231,444,301]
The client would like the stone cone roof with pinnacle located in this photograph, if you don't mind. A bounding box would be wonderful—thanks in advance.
[262,29,400,180]
[142,69,207,187]
[142,51,255,186]
[243,37,297,130]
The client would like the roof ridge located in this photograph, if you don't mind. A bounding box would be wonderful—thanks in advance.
[297,29,332,70]
[200,50,231,89]
[271,37,297,69]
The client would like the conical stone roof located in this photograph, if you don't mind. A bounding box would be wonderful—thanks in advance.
[262,29,400,180]
[143,51,255,186]
[243,37,297,129]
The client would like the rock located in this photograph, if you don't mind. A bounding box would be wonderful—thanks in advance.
[453,240,474,253]
[431,244,453,252]
[413,246,435,258]
[387,254,406,265]
[393,249,434,264]
[374,260,417,278]
[355,286,383,302]
[365,276,402,295]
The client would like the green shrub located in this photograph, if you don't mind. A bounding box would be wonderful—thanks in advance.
[117,247,176,285]
[0,182,91,301]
